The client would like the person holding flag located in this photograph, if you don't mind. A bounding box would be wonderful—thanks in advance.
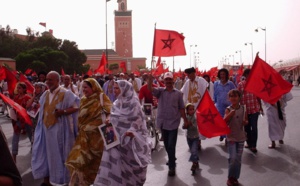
[148,72,188,177]
[238,69,263,153]
[11,82,32,162]
[181,67,208,147]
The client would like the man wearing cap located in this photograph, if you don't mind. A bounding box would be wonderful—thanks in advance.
[181,67,208,145]
[148,72,188,177]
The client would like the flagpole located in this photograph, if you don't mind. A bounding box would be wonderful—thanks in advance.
[173,56,175,73]
[150,23,157,73]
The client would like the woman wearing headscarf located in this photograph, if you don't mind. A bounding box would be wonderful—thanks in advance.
[26,82,47,143]
[66,78,112,186]
[94,80,151,186]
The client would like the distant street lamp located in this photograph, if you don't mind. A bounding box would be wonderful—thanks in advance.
[194,52,200,68]
[244,42,253,65]
[255,27,267,63]
[190,44,197,67]
[235,50,242,64]
[229,54,235,66]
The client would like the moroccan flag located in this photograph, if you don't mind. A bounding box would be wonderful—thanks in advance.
[95,52,107,74]
[3,67,18,97]
[196,90,230,138]
[119,61,127,73]
[0,93,32,126]
[244,54,293,104]
[39,22,46,27]
[153,64,164,76]
[61,68,65,76]
[132,70,140,76]
[235,63,244,85]
[19,74,34,94]
[156,56,161,68]
[152,29,186,57]
[0,67,6,81]
[24,68,33,75]
[87,69,93,76]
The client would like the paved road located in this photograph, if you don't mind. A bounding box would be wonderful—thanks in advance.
[1,87,300,186]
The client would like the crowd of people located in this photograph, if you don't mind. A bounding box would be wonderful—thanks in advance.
[0,67,293,186]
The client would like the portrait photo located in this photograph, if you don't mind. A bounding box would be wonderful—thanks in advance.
[98,123,120,150]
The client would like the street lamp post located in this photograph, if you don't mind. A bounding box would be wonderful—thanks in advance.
[255,27,266,63]
[235,50,242,64]
[190,44,197,67]
[244,42,253,65]
[229,54,235,66]
[194,52,200,68]
[105,0,111,71]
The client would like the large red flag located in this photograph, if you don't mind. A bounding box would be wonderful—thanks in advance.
[0,93,32,126]
[3,67,18,97]
[94,52,107,74]
[196,90,230,138]
[244,53,293,104]
[19,74,34,94]
[39,22,46,27]
[119,61,127,73]
[152,29,186,57]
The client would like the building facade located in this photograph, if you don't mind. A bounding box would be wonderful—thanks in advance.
[81,0,146,74]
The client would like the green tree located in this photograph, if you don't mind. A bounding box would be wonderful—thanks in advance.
[60,40,87,74]
[15,47,68,72]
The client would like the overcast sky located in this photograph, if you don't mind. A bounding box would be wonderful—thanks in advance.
[2,0,300,71]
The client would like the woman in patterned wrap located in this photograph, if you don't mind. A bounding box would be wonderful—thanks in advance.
[66,78,112,185]
[94,80,151,186]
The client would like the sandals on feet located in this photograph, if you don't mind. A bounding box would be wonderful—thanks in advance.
[279,140,284,144]
[268,144,276,149]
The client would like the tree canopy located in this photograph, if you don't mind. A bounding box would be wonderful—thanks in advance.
[0,25,87,74]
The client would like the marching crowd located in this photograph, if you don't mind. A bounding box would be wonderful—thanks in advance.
[0,67,293,186]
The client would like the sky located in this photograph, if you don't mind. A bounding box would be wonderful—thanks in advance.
[2,0,300,71]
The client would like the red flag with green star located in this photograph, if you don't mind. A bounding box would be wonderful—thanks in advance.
[196,90,230,138]
[244,53,293,104]
[152,29,186,57]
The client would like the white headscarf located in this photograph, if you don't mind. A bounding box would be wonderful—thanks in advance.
[112,80,142,117]
[110,80,151,167]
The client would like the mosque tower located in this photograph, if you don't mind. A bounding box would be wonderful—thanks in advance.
[114,0,133,58]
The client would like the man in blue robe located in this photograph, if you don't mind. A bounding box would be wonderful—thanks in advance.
[31,71,79,186]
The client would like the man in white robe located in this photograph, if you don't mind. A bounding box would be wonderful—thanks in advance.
[264,92,293,148]
[181,67,208,142]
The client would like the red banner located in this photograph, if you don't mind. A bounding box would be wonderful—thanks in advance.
[152,29,186,57]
